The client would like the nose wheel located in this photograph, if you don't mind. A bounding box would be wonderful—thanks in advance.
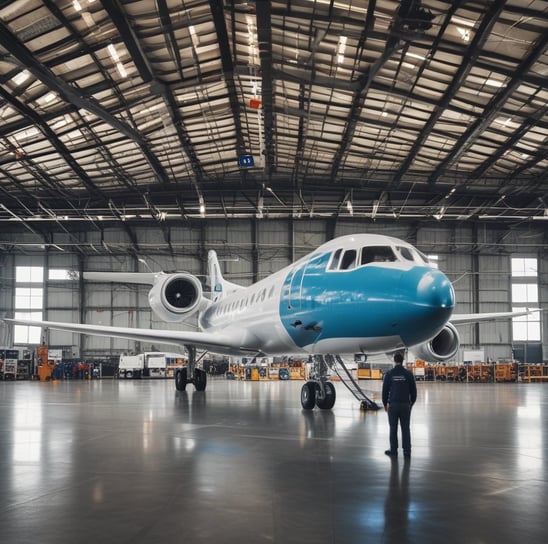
[301,380,336,410]
[300,355,379,410]
[301,381,316,410]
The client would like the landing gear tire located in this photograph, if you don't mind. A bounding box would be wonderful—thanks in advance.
[175,368,188,391]
[194,369,207,391]
[316,381,336,410]
[301,381,316,410]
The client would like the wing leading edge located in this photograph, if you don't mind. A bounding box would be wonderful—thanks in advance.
[450,309,535,325]
[3,318,260,355]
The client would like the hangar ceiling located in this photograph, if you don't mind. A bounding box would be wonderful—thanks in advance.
[0,0,546,243]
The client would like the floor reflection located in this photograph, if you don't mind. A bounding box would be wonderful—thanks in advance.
[1,379,547,544]
[383,457,411,543]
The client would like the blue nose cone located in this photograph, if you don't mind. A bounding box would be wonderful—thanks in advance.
[398,267,455,346]
[416,269,455,310]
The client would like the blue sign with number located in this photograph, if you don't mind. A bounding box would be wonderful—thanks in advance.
[239,154,254,168]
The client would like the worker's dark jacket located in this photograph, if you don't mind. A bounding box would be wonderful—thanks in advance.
[382,365,417,407]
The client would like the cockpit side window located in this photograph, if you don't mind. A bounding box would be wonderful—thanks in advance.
[361,246,396,264]
[415,249,429,265]
[328,248,342,270]
[396,246,414,262]
[340,249,357,270]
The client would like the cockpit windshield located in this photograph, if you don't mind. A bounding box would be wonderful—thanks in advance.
[361,246,397,265]
[327,244,428,271]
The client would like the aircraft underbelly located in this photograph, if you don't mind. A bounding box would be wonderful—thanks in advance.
[306,335,403,355]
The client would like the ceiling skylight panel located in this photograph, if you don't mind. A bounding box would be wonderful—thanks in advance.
[10,69,31,86]
[519,126,546,145]
[12,126,40,142]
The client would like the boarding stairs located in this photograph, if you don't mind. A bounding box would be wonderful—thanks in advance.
[325,355,380,411]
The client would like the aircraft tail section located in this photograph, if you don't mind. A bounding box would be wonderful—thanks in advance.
[208,250,244,302]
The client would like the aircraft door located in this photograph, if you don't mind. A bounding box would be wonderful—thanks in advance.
[288,263,305,312]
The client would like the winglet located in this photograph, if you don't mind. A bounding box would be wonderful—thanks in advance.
[207,250,244,302]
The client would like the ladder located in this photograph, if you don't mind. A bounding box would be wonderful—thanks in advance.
[325,355,380,411]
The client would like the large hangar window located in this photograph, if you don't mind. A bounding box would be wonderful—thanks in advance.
[14,266,43,344]
[511,258,540,342]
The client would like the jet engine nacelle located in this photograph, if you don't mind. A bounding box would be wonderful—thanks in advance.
[412,322,460,362]
[148,272,207,323]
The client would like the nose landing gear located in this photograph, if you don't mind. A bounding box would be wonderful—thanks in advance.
[301,379,336,410]
[300,355,379,411]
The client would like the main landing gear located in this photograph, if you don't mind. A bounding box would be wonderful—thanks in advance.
[300,355,380,411]
[175,345,208,392]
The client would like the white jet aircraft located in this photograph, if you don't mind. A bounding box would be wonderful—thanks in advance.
[5,234,527,410]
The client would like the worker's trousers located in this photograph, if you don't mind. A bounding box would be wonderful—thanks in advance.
[388,402,412,454]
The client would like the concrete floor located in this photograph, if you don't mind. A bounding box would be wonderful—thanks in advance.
[0,376,546,544]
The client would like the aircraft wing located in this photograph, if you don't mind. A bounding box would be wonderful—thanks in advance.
[3,318,259,354]
[450,309,534,325]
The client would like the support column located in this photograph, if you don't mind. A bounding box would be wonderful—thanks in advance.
[472,224,480,348]
[78,254,85,359]
[251,218,259,283]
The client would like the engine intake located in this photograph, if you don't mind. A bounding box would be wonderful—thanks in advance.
[148,272,206,322]
[412,323,460,362]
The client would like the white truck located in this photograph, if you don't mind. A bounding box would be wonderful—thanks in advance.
[118,352,186,379]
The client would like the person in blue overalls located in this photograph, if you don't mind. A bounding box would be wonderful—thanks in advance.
[382,352,417,458]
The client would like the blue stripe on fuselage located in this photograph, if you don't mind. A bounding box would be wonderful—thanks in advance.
[279,255,454,350]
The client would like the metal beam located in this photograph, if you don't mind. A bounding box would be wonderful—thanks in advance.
[0,20,169,185]
[208,0,246,156]
[0,86,102,196]
[391,0,494,186]
[429,29,548,183]
[329,0,401,181]
[256,0,274,180]
[102,0,154,83]
[104,1,204,186]
[471,103,548,179]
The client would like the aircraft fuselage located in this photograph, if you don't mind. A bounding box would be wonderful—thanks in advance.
[199,234,455,357]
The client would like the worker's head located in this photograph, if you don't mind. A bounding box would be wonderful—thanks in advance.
[393,352,404,365]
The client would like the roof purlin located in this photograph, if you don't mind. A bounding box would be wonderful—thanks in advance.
[0,19,169,186]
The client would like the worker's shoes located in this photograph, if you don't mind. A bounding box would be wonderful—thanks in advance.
[384,450,397,457]
[403,452,411,458]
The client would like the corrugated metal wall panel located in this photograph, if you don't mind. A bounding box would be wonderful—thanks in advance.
[46,254,79,269]
[293,221,327,257]
[47,309,79,347]
[46,287,78,309]
[85,255,135,272]
[0,221,544,362]
[84,286,113,307]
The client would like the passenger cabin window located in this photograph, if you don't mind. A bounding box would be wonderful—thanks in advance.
[361,246,396,265]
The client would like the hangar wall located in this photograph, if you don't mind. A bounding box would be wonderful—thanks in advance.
[0,219,546,363]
